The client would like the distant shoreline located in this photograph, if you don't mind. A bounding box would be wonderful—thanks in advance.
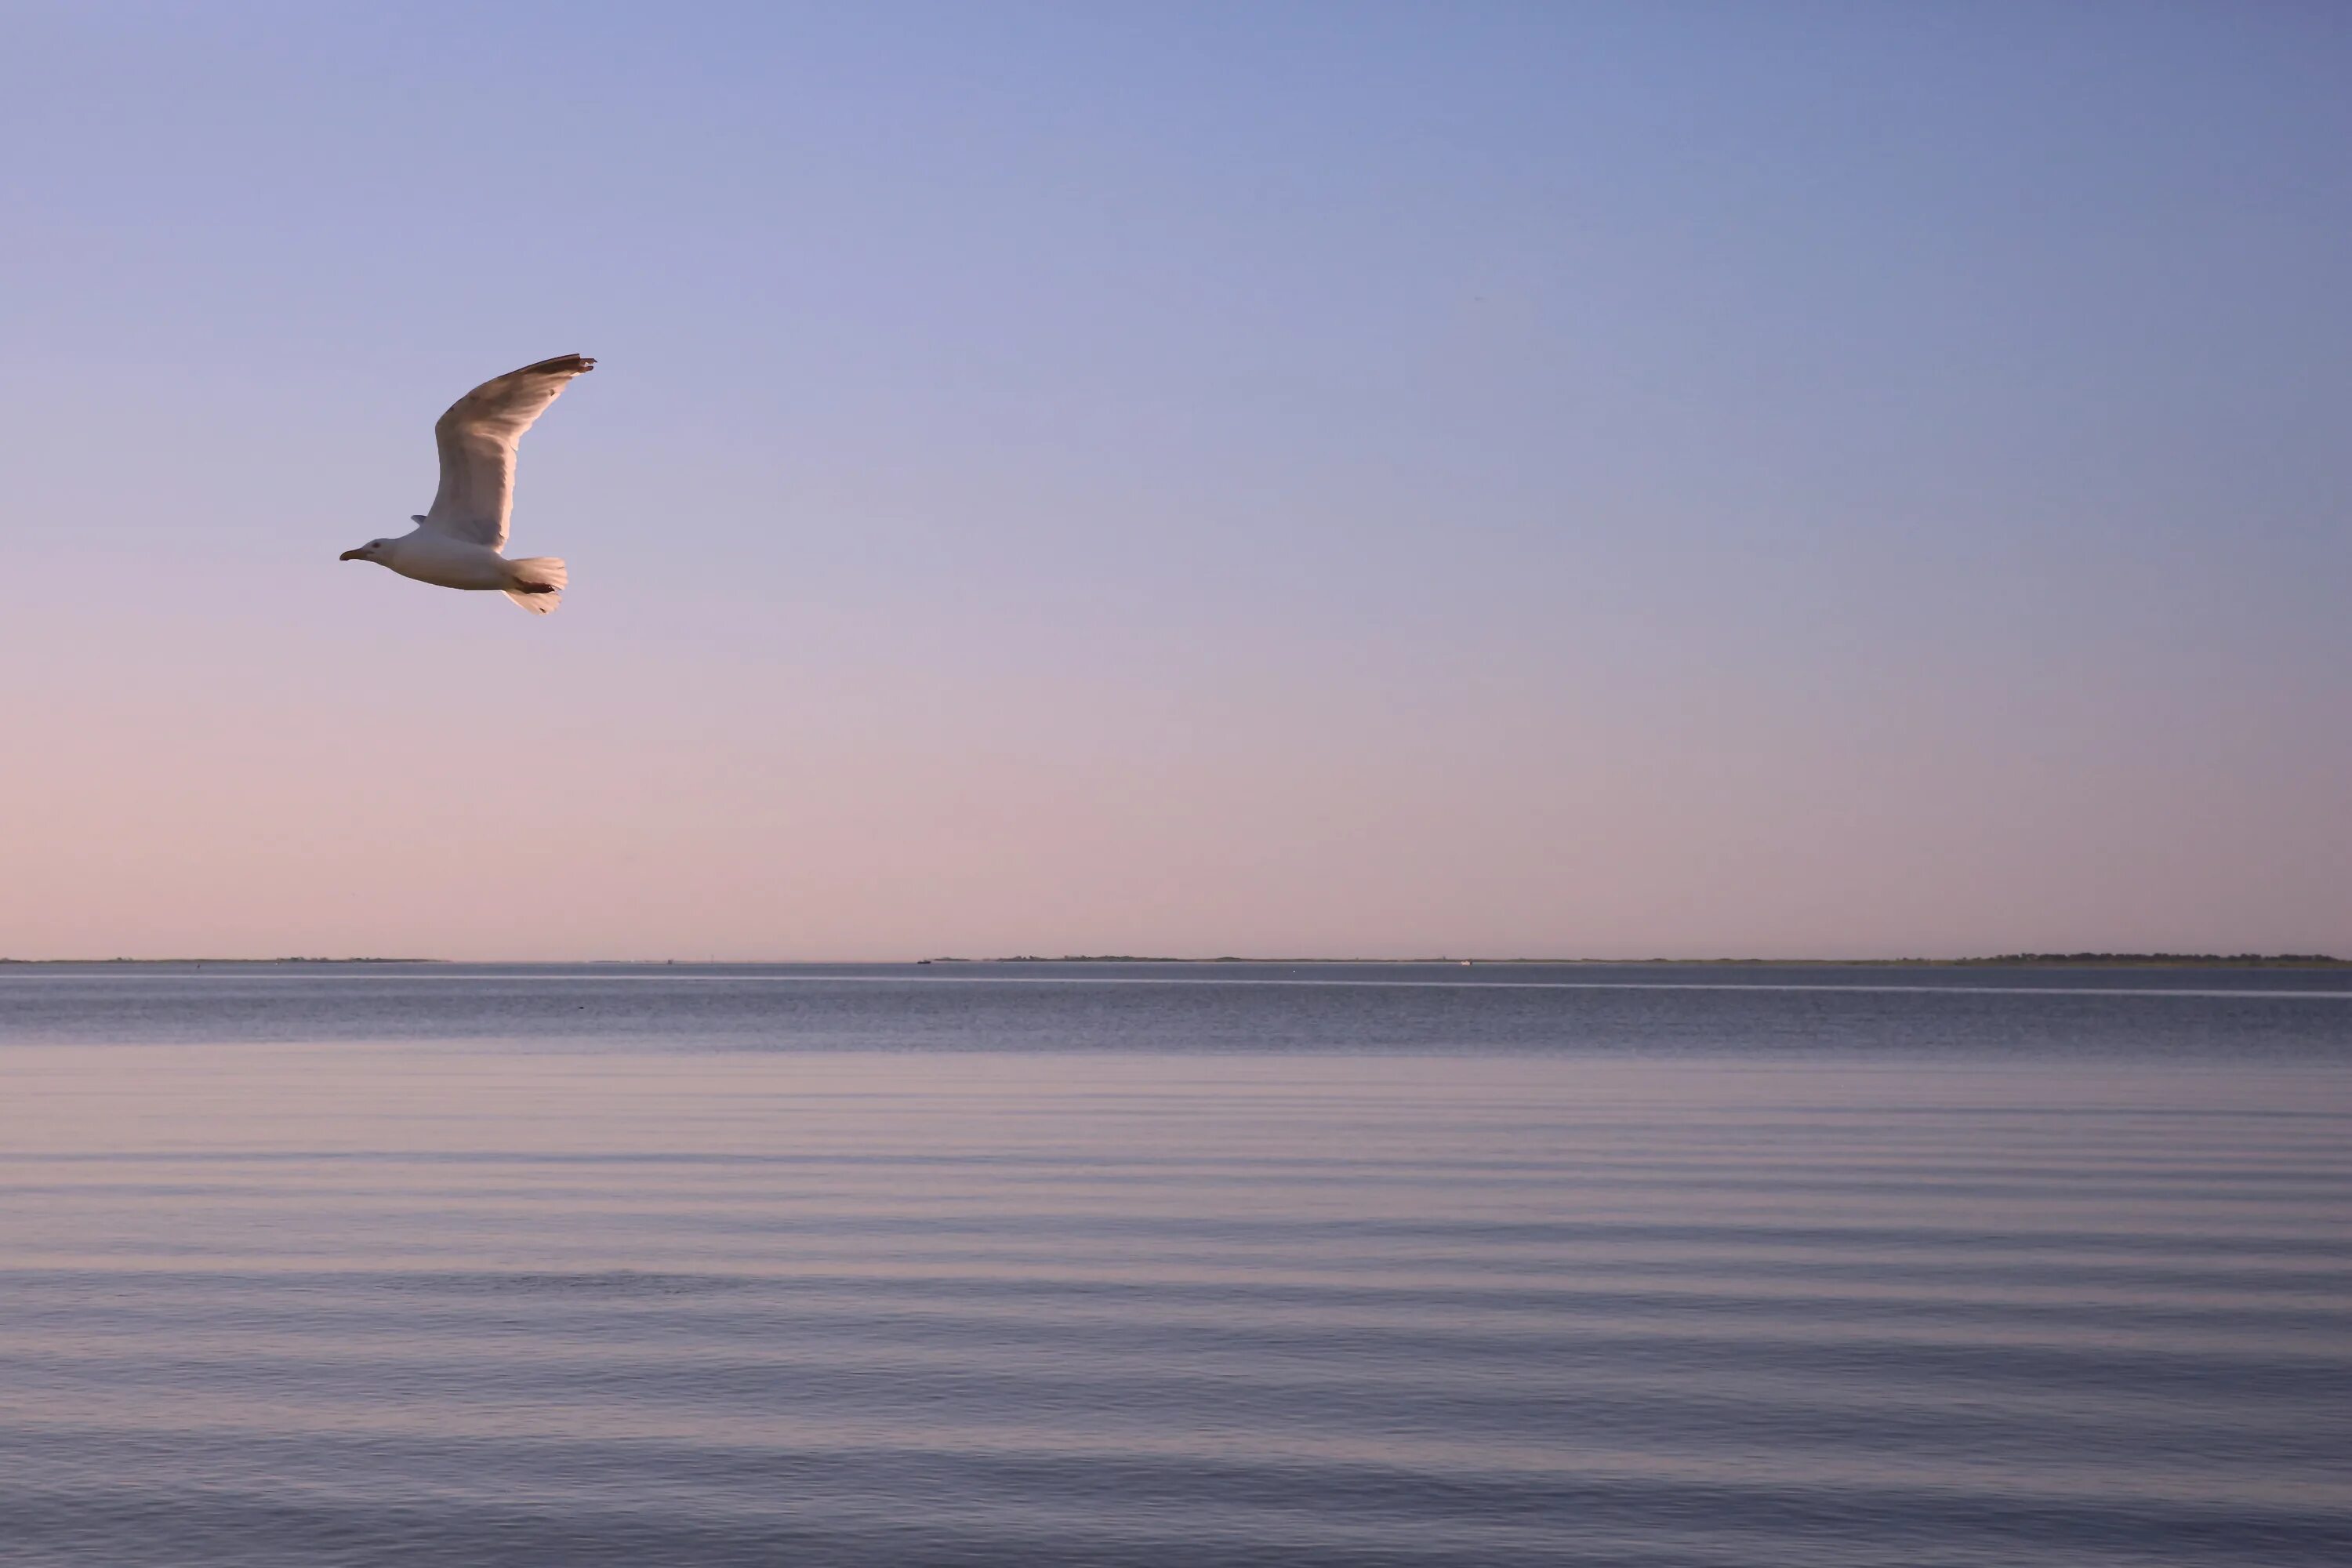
[5,953,2341,968]
[927,953,2349,968]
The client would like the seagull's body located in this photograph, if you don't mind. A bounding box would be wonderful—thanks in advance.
[368,528,524,593]
[342,354,594,614]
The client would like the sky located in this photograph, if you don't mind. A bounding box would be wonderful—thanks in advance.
[2,2,2346,961]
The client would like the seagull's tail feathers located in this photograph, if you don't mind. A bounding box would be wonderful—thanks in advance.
[502,556,567,616]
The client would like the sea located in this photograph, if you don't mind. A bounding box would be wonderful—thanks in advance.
[1,961,2347,1566]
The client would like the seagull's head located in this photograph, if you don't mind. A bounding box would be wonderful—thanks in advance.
[339,539,390,564]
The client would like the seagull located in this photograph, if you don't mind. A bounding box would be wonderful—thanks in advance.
[340,354,595,614]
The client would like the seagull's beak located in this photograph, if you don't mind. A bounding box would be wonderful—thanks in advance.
[339,548,366,561]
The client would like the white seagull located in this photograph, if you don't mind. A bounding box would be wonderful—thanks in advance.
[340,354,595,614]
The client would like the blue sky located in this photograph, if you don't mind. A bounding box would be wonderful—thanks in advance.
[2,2,2345,958]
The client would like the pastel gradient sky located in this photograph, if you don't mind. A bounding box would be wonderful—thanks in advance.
[4,3,2346,960]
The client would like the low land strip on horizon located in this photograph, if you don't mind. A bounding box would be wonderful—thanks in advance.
[5,953,2344,968]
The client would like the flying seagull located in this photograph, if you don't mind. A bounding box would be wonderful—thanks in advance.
[340,354,595,614]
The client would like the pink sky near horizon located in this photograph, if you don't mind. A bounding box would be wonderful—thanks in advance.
[5,548,2342,961]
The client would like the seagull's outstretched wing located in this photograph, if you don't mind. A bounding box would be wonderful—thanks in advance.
[421,354,595,550]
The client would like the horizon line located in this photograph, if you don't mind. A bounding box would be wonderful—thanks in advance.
[3,953,2345,968]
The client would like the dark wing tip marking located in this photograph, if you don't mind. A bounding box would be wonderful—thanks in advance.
[520,353,596,376]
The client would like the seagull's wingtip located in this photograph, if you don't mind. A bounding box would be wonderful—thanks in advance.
[518,353,595,378]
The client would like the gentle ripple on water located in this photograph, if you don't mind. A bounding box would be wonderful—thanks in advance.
[0,967,2347,1566]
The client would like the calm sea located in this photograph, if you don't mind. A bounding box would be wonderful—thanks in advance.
[2,962,2347,1566]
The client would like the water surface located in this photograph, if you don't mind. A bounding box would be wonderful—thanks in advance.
[2,964,2347,1565]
